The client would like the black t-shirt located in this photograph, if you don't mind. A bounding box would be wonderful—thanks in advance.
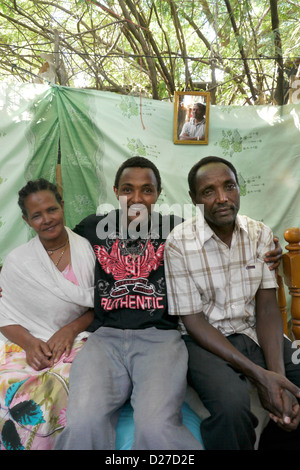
[73,210,182,331]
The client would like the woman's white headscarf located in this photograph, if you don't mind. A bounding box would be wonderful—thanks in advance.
[0,227,95,342]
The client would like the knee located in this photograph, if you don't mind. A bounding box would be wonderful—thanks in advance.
[225,383,249,408]
[66,405,108,431]
[211,382,251,421]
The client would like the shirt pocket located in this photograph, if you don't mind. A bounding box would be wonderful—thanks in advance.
[244,259,263,298]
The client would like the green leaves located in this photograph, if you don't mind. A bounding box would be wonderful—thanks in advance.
[1,0,300,103]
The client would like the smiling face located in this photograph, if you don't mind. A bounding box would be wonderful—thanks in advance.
[190,162,240,234]
[113,166,161,226]
[23,190,66,245]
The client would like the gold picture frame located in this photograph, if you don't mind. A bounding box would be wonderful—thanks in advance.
[173,91,210,144]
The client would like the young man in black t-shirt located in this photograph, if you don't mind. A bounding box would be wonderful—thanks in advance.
[55,156,203,450]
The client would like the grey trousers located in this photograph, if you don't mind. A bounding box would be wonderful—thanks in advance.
[55,327,203,450]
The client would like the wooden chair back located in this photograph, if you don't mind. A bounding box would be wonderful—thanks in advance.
[281,227,300,340]
[277,273,288,337]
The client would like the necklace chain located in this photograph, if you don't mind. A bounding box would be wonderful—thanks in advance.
[46,239,69,267]
[55,240,69,267]
[120,237,149,260]
[47,238,69,255]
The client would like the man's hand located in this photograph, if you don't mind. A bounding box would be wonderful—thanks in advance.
[255,369,300,431]
[264,236,282,271]
[269,390,300,431]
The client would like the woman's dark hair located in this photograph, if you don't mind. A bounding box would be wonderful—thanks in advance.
[114,156,162,192]
[18,178,63,217]
[188,156,239,195]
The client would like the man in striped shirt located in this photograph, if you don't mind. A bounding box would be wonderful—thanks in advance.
[165,156,300,450]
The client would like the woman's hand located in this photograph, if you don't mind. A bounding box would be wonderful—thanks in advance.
[25,337,53,370]
[0,324,53,370]
[46,309,94,364]
[47,325,77,364]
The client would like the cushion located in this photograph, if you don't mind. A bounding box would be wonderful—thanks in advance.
[115,401,204,450]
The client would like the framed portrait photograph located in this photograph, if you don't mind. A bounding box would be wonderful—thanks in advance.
[173,91,210,144]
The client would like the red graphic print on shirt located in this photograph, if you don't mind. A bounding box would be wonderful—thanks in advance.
[94,239,165,312]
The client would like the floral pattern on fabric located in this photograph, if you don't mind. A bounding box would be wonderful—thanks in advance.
[0,338,86,450]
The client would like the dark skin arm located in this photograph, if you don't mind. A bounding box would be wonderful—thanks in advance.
[0,324,53,370]
[47,309,94,364]
[0,309,94,370]
[264,236,282,272]
[182,302,300,430]
[255,288,300,430]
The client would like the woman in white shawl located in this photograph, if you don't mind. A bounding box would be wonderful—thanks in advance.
[0,178,95,450]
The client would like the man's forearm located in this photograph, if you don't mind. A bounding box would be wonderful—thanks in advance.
[182,309,300,420]
[182,312,266,383]
[255,289,286,375]
[257,322,285,375]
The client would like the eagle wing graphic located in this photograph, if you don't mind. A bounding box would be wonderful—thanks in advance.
[138,241,165,277]
[94,240,129,280]
[94,240,165,280]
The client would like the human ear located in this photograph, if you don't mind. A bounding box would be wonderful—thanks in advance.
[189,190,197,206]
[22,214,31,227]
[113,186,119,199]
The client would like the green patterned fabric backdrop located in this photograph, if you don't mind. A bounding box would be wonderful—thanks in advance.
[1,82,300,264]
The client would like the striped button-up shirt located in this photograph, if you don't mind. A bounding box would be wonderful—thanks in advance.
[164,214,278,344]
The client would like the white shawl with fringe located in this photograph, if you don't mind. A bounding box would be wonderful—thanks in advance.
[0,227,95,342]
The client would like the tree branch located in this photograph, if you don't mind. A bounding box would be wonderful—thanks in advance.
[223,0,257,103]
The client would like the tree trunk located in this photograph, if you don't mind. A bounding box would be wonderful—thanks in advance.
[270,0,284,105]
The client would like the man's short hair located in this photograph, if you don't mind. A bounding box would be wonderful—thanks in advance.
[194,102,206,111]
[188,156,239,195]
[114,156,162,192]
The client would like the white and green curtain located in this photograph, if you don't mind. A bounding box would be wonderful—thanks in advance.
[1,82,300,264]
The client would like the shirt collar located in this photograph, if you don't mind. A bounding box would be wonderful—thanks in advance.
[234,215,249,235]
[200,214,247,244]
[191,118,205,126]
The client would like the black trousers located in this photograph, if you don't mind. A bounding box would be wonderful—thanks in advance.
[183,334,300,450]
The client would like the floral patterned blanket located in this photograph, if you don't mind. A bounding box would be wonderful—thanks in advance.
[0,338,86,450]
[0,338,204,451]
